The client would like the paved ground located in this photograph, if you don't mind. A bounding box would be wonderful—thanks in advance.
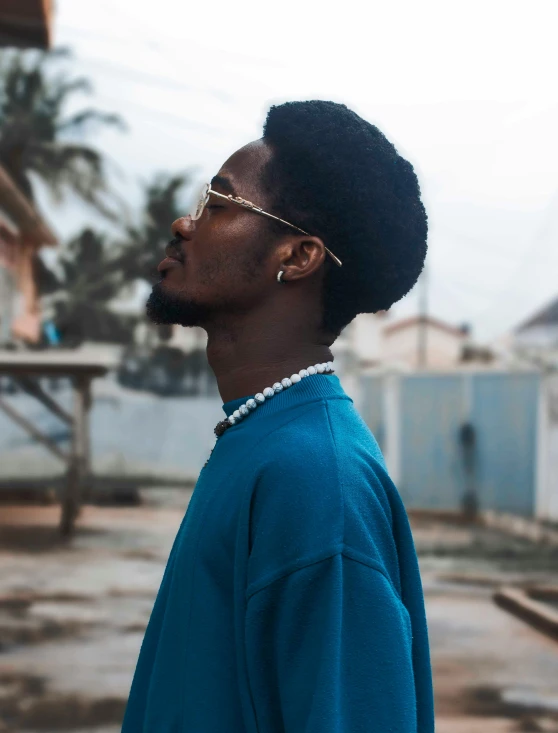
[1,495,558,732]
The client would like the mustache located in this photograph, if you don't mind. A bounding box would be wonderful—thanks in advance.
[165,235,185,263]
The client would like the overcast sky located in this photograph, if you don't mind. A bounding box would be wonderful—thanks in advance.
[40,0,558,343]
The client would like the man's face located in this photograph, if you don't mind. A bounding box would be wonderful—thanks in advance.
[146,139,278,328]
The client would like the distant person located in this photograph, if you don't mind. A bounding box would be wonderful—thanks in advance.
[122,100,434,732]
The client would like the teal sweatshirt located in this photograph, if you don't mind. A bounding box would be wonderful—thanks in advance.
[122,373,435,732]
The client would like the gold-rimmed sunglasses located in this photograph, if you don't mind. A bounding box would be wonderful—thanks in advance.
[191,183,343,268]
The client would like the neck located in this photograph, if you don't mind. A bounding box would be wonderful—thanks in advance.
[205,314,334,404]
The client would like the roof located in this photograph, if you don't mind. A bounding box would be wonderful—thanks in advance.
[0,164,56,247]
[516,296,558,333]
[383,315,466,338]
[0,0,53,50]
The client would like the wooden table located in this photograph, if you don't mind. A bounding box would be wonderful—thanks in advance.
[0,351,111,536]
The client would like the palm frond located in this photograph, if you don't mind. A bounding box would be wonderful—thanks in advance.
[58,108,127,135]
[0,47,124,216]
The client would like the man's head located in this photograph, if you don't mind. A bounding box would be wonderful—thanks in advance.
[147,100,428,341]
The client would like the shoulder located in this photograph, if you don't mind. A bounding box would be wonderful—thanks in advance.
[247,400,399,594]
[250,401,342,546]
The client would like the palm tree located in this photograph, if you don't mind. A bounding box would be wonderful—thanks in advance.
[36,173,193,347]
[116,171,192,283]
[0,47,125,219]
[44,227,135,346]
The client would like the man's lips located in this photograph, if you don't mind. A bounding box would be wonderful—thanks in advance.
[157,256,183,273]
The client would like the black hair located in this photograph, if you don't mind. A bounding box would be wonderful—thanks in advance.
[261,100,428,338]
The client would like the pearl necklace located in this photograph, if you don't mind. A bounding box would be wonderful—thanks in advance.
[203,361,335,468]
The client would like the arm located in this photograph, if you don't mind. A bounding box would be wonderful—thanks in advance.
[245,549,417,733]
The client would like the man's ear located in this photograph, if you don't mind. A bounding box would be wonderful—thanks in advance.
[278,235,327,282]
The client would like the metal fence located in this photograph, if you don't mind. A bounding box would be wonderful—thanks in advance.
[361,370,544,518]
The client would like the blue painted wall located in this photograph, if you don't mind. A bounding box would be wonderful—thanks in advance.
[360,371,540,516]
[400,375,466,511]
[360,375,385,453]
[471,373,539,515]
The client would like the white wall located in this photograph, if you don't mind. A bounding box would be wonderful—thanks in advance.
[536,373,558,521]
[352,312,389,364]
[516,325,558,350]
[383,323,464,369]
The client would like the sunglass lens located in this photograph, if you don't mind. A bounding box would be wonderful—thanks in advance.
[192,184,209,220]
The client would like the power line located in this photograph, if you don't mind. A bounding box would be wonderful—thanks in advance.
[93,89,230,135]
[53,35,235,104]
[470,186,558,322]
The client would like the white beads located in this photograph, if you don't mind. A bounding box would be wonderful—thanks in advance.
[218,361,334,437]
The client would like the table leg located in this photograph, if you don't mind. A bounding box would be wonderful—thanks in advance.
[60,376,91,536]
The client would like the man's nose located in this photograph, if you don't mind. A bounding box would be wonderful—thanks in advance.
[171,216,195,240]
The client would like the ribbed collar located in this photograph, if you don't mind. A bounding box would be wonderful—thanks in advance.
[221,373,351,420]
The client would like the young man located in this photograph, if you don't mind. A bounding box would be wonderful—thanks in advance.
[122,100,434,732]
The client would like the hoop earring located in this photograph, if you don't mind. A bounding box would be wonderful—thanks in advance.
[277,270,285,283]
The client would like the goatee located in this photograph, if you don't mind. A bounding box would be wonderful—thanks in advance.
[146,282,211,327]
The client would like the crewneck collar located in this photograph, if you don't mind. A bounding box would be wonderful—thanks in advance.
[221,373,351,420]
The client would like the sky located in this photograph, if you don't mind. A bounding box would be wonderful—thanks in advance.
[37,0,558,343]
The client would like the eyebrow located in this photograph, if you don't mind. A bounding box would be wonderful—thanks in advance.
[210,174,236,195]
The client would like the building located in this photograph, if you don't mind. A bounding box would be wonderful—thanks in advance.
[346,311,475,371]
[0,166,57,344]
[0,0,56,344]
[382,315,470,370]
[350,311,390,368]
[512,295,558,369]
[0,0,53,49]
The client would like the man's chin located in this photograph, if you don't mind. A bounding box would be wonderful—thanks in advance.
[145,282,209,327]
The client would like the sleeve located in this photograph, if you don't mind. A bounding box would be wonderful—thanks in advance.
[244,550,417,733]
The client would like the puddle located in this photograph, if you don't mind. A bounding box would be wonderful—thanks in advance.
[0,592,107,652]
[0,671,126,730]
[464,684,558,724]
[28,602,109,625]
[502,688,558,713]
[1,505,555,731]
[529,590,558,614]
[0,525,106,554]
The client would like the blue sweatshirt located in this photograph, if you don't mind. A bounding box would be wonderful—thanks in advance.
[122,373,435,732]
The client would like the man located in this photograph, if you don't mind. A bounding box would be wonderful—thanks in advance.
[122,100,434,732]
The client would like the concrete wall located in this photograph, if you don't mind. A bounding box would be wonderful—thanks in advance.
[1,365,553,520]
[0,375,223,485]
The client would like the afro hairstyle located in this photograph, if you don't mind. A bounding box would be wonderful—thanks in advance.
[261,100,428,338]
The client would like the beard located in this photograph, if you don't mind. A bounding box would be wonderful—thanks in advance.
[146,282,212,327]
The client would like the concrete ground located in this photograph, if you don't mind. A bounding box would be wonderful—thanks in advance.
[412,516,558,732]
[0,495,558,732]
